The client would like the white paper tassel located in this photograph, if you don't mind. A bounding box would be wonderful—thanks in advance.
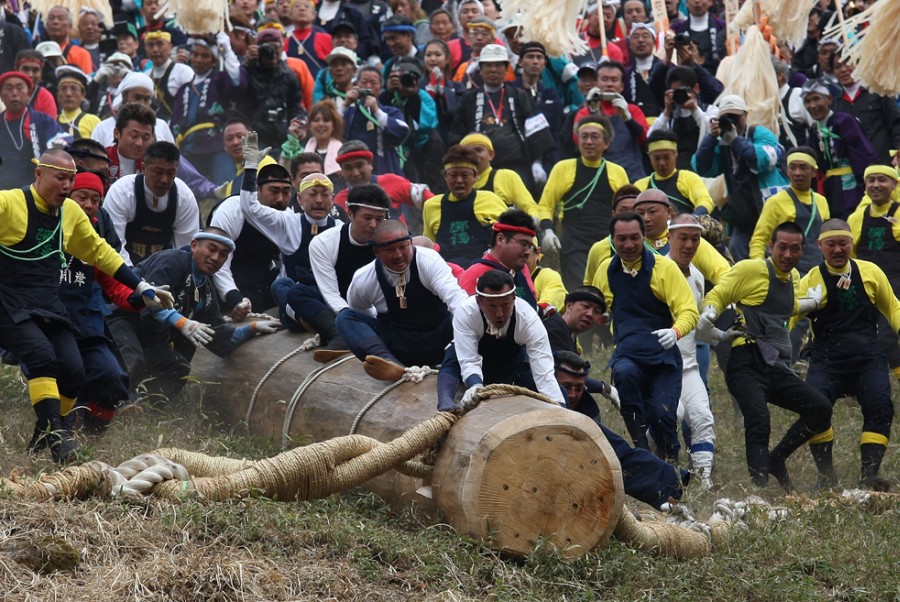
[501,0,589,57]
[731,0,817,48]
[156,0,230,35]
[823,0,900,96]
[30,0,114,30]
[721,26,779,135]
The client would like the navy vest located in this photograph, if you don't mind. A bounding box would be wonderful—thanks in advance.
[435,190,492,269]
[608,248,679,366]
[283,214,337,285]
[787,189,823,275]
[649,171,693,215]
[857,202,900,290]
[477,311,526,385]
[473,256,537,310]
[335,225,376,298]
[125,175,179,264]
[560,159,614,245]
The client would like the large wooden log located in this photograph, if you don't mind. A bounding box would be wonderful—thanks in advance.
[192,330,624,557]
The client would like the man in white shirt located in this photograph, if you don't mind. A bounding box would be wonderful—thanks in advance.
[103,141,201,265]
[436,269,565,412]
[338,220,468,381]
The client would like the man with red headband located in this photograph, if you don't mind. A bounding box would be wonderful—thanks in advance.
[336,219,468,381]
[333,139,433,222]
[458,208,539,309]
[0,71,69,189]
[0,149,174,463]
[14,50,59,119]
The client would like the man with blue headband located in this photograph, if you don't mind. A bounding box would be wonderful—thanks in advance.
[107,227,281,402]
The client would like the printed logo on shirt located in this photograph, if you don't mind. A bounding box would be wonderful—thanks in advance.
[866,226,886,251]
[448,220,472,246]
[835,285,859,312]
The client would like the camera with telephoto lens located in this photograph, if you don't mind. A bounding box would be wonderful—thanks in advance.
[357,88,373,99]
[674,32,693,46]
[587,89,618,103]
[258,43,277,62]
[717,114,736,133]
[672,86,692,105]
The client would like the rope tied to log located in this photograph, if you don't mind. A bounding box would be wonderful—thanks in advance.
[463,383,560,412]
[282,354,357,449]
[349,366,437,435]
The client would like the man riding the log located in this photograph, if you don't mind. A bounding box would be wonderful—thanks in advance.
[337,220,468,381]
[436,269,565,412]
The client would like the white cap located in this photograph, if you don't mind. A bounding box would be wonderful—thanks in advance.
[716,94,749,116]
[35,41,63,58]
[105,52,135,70]
[326,46,358,65]
[117,71,154,95]
[478,44,510,63]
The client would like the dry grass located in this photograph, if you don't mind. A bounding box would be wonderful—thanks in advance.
[0,356,899,601]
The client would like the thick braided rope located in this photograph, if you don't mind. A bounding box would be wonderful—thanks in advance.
[282,354,356,449]
[349,367,436,435]
[463,383,560,412]
[152,412,458,502]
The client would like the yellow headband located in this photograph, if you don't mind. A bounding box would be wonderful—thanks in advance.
[144,31,172,42]
[32,158,77,173]
[788,152,818,169]
[460,133,493,152]
[299,177,334,193]
[577,122,608,135]
[864,164,899,181]
[647,140,678,153]
[444,161,477,171]
[57,75,86,90]
[467,22,496,32]
[818,229,853,241]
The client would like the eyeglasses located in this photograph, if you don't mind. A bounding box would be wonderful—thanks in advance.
[504,236,533,249]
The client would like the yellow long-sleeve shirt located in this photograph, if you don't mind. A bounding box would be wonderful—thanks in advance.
[0,186,125,276]
[595,253,699,337]
[422,190,509,241]
[584,231,730,286]
[848,200,900,256]
[58,109,101,141]
[798,259,900,331]
[702,258,800,347]
[532,265,567,310]
[749,187,830,260]
[475,167,541,220]
[634,169,714,215]
[537,156,629,223]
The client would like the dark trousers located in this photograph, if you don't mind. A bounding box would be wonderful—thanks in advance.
[0,310,83,400]
[336,309,451,367]
[611,357,681,461]
[875,313,900,370]
[806,359,894,440]
[271,277,329,332]
[437,344,535,392]
[107,315,193,401]
[725,344,832,482]
[77,338,131,411]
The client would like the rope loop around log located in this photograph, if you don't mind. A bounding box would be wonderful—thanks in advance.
[463,383,561,412]
[282,354,357,449]
[349,366,437,435]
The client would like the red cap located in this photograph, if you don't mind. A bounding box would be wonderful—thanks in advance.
[0,71,34,93]
[73,172,105,196]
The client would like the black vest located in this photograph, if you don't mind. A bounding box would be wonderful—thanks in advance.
[125,175,179,264]
[857,202,900,290]
[152,61,177,120]
[477,310,525,385]
[560,159,614,246]
[334,225,376,298]
[808,259,880,371]
[649,171,693,214]
[0,188,68,323]
[473,256,537,310]
[283,214,337,285]
[788,188,823,275]
[230,216,282,299]
[434,190,492,269]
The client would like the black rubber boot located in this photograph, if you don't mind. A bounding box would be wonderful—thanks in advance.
[310,309,346,349]
[747,443,770,488]
[28,398,79,464]
[860,443,888,490]
[768,423,815,492]
[809,441,839,490]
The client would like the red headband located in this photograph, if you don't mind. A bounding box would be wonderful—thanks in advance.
[336,150,374,164]
[492,223,536,237]
[73,172,105,196]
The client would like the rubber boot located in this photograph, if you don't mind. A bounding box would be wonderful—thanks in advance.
[746,443,771,488]
[27,398,79,464]
[809,441,839,490]
[860,443,889,490]
[768,423,815,492]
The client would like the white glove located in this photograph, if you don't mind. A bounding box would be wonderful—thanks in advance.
[611,94,630,120]
[560,61,579,83]
[541,229,562,253]
[48,136,69,149]
[652,328,678,350]
[136,281,175,310]
[531,161,547,185]
[215,32,231,48]
[697,305,718,332]
[93,63,115,83]
[798,284,823,313]
[601,383,621,411]
[461,383,484,406]
[252,320,281,334]
[241,131,272,170]
[180,319,215,347]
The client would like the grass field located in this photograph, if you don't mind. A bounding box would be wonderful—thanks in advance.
[0,349,898,601]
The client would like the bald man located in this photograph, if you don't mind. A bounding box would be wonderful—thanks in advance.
[797,218,900,490]
[0,150,173,463]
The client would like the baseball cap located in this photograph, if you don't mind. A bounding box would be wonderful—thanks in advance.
[716,94,749,116]
[478,44,510,63]
[326,46,358,65]
[35,41,63,58]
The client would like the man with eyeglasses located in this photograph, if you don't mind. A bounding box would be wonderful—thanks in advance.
[458,208,539,308]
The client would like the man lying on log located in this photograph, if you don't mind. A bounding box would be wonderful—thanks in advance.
[436,269,566,412]
[107,227,281,402]
[554,350,691,509]
[337,220,469,381]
